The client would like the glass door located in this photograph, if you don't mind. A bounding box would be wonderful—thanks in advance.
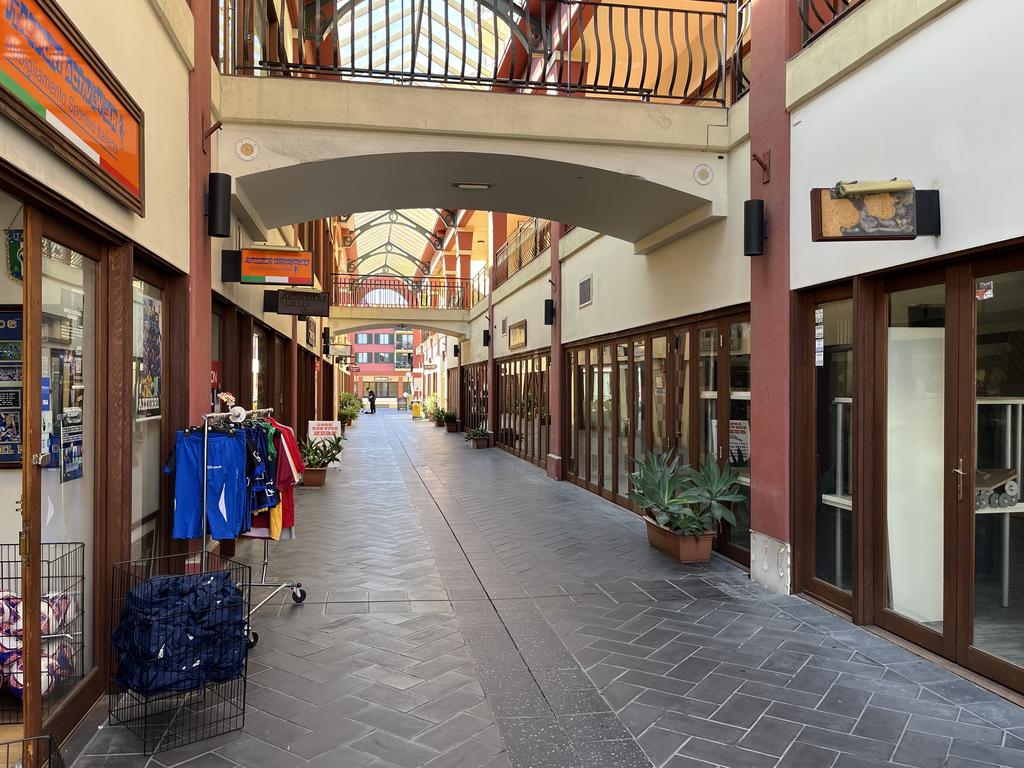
[877,276,957,656]
[18,213,107,745]
[697,316,751,564]
[965,265,1024,684]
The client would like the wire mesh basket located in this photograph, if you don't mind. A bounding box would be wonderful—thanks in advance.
[0,543,85,725]
[0,734,65,768]
[108,553,251,754]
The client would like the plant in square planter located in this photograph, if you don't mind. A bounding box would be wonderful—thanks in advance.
[464,427,490,449]
[629,452,745,564]
[299,435,345,487]
[443,410,459,432]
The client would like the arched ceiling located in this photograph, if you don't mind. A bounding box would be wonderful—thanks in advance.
[347,208,443,276]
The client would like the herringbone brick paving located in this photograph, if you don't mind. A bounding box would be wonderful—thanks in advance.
[70,410,1024,768]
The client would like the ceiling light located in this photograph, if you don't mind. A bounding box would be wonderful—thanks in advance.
[453,182,491,190]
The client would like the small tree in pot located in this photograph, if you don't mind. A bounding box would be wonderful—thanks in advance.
[464,426,490,448]
[424,394,442,425]
[300,436,345,487]
[338,392,362,427]
[629,452,745,563]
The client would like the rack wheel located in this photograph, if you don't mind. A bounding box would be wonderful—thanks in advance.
[291,587,307,603]
[247,630,259,649]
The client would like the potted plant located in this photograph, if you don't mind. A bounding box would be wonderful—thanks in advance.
[629,453,746,563]
[299,436,345,487]
[443,410,458,433]
[464,427,490,448]
[338,392,362,427]
[424,394,441,423]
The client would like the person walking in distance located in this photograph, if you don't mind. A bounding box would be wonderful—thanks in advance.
[367,388,377,414]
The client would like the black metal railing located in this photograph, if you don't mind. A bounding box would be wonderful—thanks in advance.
[470,268,490,307]
[797,0,865,46]
[494,218,551,288]
[332,275,471,309]
[216,0,735,106]
[732,0,751,100]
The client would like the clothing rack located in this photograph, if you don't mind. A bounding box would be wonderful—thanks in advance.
[199,407,306,649]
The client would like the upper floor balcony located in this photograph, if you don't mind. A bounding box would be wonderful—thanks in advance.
[214,0,752,106]
[797,0,866,47]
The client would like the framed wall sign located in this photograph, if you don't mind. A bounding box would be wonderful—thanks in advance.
[509,320,527,350]
[0,0,145,213]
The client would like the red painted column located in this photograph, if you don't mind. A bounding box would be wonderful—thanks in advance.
[748,0,802,573]
[546,222,564,480]
[289,316,299,427]
[486,214,506,441]
[186,0,212,422]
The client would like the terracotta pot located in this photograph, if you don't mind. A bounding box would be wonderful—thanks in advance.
[643,518,714,563]
[445,422,458,433]
[303,467,328,487]
[434,418,445,427]
[471,436,489,449]
[344,418,353,427]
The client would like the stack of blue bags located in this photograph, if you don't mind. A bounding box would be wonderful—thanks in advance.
[112,571,247,695]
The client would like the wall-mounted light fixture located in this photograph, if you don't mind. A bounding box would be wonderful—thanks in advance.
[483,329,491,347]
[453,182,491,191]
[744,199,767,256]
[207,172,231,238]
[544,298,555,326]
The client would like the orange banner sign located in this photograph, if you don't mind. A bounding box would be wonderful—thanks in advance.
[241,249,315,286]
[0,0,144,210]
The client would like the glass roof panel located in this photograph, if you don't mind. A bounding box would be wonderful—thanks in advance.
[326,0,518,88]
[351,209,442,276]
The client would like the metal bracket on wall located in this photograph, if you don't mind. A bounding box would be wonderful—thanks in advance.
[203,117,223,155]
[752,150,771,184]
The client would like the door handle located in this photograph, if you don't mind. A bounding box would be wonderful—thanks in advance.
[953,458,966,501]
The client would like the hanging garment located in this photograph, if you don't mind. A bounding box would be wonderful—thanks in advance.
[169,430,249,541]
[244,427,279,514]
[112,571,247,695]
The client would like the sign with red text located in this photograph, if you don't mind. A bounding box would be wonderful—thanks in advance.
[0,0,144,212]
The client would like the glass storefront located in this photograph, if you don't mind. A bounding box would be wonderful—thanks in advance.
[812,299,853,593]
[131,280,164,562]
[973,269,1024,667]
[39,238,97,708]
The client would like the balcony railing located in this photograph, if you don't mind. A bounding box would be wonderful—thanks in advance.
[470,268,490,307]
[215,0,736,106]
[495,218,552,289]
[797,0,865,47]
[732,0,750,100]
[332,275,472,310]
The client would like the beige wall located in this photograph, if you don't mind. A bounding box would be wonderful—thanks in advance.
[0,0,192,270]
[562,141,751,344]
[789,0,1024,288]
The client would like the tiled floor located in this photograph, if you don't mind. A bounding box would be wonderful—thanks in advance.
[70,409,1024,768]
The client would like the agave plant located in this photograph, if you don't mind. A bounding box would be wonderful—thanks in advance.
[629,452,746,540]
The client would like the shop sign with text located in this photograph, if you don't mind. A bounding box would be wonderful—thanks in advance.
[0,0,144,212]
[222,249,314,286]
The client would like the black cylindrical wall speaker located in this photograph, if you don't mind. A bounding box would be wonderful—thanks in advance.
[744,199,766,256]
[208,173,232,238]
[483,329,490,347]
[452,344,460,357]
[544,298,555,326]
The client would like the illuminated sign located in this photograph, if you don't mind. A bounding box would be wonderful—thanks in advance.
[222,249,314,286]
[0,0,144,212]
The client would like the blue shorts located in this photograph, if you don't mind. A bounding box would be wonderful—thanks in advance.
[172,431,249,541]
